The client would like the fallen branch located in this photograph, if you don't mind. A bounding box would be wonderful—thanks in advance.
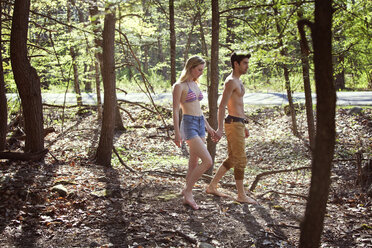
[147,135,172,140]
[250,166,311,191]
[258,190,307,200]
[0,149,49,161]
[113,147,136,173]
[267,223,301,229]
[117,106,136,122]
[117,99,156,114]
[9,127,56,141]
[43,103,96,109]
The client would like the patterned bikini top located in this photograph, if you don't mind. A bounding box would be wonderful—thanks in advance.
[185,82,203,102]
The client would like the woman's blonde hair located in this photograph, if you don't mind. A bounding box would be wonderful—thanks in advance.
[178,55,205,83]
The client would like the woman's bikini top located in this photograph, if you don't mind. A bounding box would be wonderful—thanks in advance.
[185,82,203,102]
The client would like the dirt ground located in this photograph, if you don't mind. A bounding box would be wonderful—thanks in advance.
[0,103,371,247]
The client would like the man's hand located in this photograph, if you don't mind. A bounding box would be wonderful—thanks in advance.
[245,127,250,138]
[212,129,223,143]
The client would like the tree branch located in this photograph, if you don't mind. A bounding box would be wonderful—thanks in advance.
[250,166,311,191]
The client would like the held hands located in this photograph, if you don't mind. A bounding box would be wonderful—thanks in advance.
[245,127,250,138]
[210,128,223,143]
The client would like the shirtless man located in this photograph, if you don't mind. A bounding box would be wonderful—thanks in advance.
[206,51,257,204]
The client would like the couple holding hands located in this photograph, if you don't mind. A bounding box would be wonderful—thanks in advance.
[172,51,257,210]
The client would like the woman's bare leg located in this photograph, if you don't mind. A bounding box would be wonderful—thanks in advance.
[185,152,199,183]
[182,136,212,209]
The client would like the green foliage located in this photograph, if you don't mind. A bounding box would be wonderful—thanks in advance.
[1,0,371,95]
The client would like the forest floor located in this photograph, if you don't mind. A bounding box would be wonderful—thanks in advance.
[0,103,371,248]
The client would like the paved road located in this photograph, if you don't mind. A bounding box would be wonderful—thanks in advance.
[6,91,372,106]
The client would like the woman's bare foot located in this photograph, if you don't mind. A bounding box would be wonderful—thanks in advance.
[182,189,199,210]
[206,185,229,197]
[236,195,258,204]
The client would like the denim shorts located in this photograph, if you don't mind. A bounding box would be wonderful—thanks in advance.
[180,114,206,140]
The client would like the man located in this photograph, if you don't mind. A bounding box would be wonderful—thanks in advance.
[206,51,257,204]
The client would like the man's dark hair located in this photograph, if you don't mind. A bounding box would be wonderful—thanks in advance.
[230,51,251,69]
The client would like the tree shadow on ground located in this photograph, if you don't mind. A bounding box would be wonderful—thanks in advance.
[103,167,128,247]
[0,162,57,248]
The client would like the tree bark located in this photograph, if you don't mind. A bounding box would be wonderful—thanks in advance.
[334,54,345,90]
[96,8,116,166]
[298,19,315,151]
[206,0,219,174]
[169,0,176,85]
[0,0,7,151]
[273,7,299,137]
[183,14,198,64]
[67,0,82,108]
[299,0,336,247]
[10,0,44,153]
[89,0,103,119]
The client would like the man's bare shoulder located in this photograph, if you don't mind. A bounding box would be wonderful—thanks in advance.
[224,76,239,89]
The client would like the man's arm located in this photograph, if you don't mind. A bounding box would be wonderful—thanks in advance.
[216,80,235,138]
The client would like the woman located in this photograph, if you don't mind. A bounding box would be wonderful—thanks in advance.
[172,55,214,210]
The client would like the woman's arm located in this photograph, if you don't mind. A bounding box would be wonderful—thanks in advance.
[172,83,182,147]
[203,115,215,135]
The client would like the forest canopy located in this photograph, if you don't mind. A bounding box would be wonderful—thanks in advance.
[1,0,371,94]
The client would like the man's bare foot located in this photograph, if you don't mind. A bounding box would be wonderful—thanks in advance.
[206,185,229,197]
[182,189,199,210]
[236,195,258,204]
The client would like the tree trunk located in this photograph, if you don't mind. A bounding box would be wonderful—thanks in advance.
[183,14,198,64]
[206,0,219,174]
[335,55,345,90]
[169,0,176,85]
[298,19,315,151]
[67,0,82,108]
[89,1,123,128]
[10,0,44,153]
[96,8,116,166]
[115,106,125,131]
[157,37,167,78]
[94,58,103,119]
[299,1,336,247]
[274,7,299,137]
[89,0,103,119]
[197,9,210,87]
[0,0,7,151]
[283,66,299,136]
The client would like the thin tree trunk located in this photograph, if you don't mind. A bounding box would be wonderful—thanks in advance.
[335,55,345,90]
[184,14,198,64]
[67,0,82,108]
[157,37,167,78]
[89,0,103,119]
[169,0,176,85]
[207,0,219,174]
[274,7,299,137]
[0,0,7,151]
[10,0,44,153]
[96,8,116,166]
[299,0,336,247]
[298,19,315,151]
[94,58,102,119]
[197,9,210,87]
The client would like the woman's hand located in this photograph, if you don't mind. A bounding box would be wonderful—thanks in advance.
[174,132,182,147]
